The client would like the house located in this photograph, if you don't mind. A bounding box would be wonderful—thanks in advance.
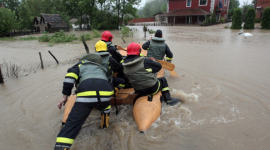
[160,0,230,25]
[39,14,69,33]
[33,17,40,32]
[255,0,270,20]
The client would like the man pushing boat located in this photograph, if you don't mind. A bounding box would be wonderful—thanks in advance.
[122,42,179,106]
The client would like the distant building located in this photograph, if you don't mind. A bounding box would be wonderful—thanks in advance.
[160,0,230,25]
[39,14,69,33]
[33,17,40,32]
[255,0,270,20]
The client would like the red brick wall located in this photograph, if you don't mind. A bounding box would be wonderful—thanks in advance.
[256,0,270,19]
[129,17,155,23]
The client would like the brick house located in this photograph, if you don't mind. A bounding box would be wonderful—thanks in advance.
[255,0,270,20]
[160,0,230,25]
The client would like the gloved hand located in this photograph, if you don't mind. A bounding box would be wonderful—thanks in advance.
[114,45,117,48]
[166,60,172,63]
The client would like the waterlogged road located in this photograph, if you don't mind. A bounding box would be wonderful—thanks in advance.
[0,24,270,150]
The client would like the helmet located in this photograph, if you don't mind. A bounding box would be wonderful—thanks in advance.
[95,40,107,52]
[127,42,141,56]
[101,31,113,42]
[79,53,102,65]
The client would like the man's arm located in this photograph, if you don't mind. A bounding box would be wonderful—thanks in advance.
[109,56,120,73]
[142,41,151,50]
[165,44,173,63]
[107,46,123,63]
[62,64,80,96]
[144,58,162,73]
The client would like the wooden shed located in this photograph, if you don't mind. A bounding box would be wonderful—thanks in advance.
[39,14,69,33]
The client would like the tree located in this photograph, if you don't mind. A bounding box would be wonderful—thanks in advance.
[0,8,19,36]
[261,7,270,29]
[243,7,255,29]
[137,0,167,17]
[231,8,242,29]
[228,0,240,19]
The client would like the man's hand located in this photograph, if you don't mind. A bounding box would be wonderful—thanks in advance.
[58,95,68,110]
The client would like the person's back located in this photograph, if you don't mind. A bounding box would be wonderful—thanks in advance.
[142,29,173,63]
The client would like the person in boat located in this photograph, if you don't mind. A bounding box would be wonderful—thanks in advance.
[101,31,123,63]
[122,42,179,106]
[95,40,126,90]
[54,53,114,150]
[101,30,132,88]
[142,29,173,63]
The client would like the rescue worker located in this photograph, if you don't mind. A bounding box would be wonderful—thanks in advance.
[94,40,126,89]
[142,29,173,63]
[122,42,179,106]
[101,31,122,63]
[101,31,131,88]
[54,53,114,150]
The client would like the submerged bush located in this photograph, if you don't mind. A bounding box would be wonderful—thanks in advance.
[79,34,92,41]
[39,30,78,43]
[121,26,133,37]
[231,8,243,29]
[92,29,101,38]
[261,7,270,29]
[148,29,155,34]
[20,36,39,40]
[244,7,255,29]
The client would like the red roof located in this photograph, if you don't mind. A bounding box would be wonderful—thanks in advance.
[160,8,211,16]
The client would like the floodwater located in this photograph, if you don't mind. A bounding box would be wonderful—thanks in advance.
[1,24,270,150]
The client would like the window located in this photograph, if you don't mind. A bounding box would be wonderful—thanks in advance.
[199,0,207,6]
[224,0,227,6]
[187,0,191,7]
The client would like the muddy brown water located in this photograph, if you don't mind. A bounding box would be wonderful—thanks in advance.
[1,24,270,150]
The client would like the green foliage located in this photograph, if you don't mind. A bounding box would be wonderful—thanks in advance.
[254,18,261,23]
[207,17,212,23]
[261,7,270,29]
[231,8,243,29]
[243,7,255,29]
[220,17,225,23]
[20,36,39,40]
[228,0,240,19]
[148,29,156,34]
[121,26,133,37]
[79,34,92,41]
[39,30,78,43]
[211,13,217,23]
[92,29,101,38]
[0,8,19,36]
[0,37,16,41]
[137,0,167,17]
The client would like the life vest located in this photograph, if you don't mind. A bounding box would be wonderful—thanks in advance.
[95,52,112,81]
[148,37,166,60]
[77,60,107,87]
[123,57,157,90]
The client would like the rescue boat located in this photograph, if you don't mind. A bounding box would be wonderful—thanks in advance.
[62,44,164,133]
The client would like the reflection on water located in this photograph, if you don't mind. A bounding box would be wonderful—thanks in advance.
[1,24,270,150]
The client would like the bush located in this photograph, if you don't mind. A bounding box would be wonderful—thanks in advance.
[92,29,101,38]
[20,36,39,40]
[244,7,255,29]
[231,8,243,29]
[148,29,155,34]
[121,26,133,37]
[211,13,217,23]
[39,30,78,43]
[254,18,261,23]
[261,7,270,29]
[207,17,212,23]
[220,17,225,23]
[79,34,92,41]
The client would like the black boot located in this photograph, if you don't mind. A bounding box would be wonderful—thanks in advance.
[163,92,179,106]
[54,145,70,150]
[166,98,180,106]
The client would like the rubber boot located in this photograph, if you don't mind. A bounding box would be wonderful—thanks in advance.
[54,145,70,150]
[163,92,180,106]
[101,112,110,129]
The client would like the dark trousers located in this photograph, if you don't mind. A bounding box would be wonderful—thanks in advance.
[55,101,110,147]
[135,77,171,101]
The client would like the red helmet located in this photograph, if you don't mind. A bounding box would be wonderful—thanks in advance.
[127,42,141,55]
[101,31,113,42]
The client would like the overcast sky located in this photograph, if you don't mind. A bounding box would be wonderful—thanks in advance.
[138,0,252,8]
